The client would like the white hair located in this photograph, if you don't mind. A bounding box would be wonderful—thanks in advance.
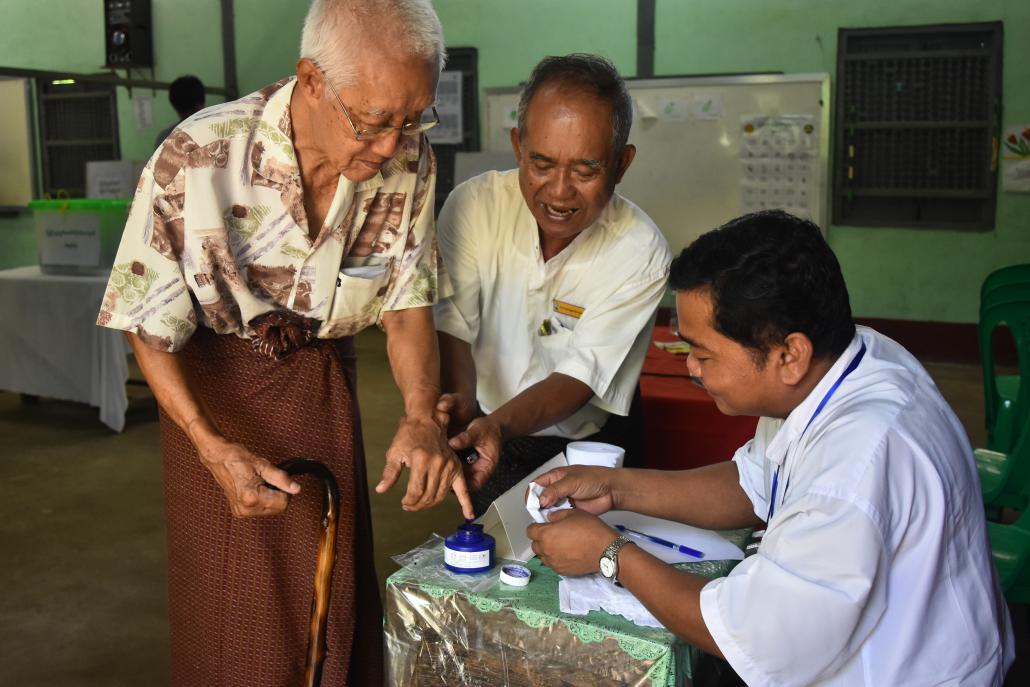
[300,0,445,89]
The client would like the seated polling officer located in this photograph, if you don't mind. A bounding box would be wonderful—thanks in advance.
[433,54,671,516]
[527,210,1013,686]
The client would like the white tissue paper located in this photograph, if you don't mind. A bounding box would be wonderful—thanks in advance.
[565,441,625,468]
[559,574,663,628]
[525,481,573,524]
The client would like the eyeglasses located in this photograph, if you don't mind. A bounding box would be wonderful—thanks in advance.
[317,65,439,141]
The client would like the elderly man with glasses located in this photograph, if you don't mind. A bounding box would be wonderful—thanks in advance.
[97,1,465,684]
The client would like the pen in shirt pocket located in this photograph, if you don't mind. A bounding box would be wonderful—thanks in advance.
[538,315,575,336]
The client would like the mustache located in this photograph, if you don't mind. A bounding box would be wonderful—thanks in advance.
[689,375,706,390]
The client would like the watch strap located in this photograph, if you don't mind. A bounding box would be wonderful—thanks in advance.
[600,534,631,581]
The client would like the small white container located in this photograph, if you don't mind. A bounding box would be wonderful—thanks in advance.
[499,564,531,587]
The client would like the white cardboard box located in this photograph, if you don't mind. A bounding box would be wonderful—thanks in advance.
[477,453,567,561]
[86,160,146,199]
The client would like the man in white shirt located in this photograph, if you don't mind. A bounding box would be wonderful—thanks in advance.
[527,210,1013,686]
[434,54,671,515]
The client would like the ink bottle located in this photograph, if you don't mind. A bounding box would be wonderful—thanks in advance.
[444,523,495,574]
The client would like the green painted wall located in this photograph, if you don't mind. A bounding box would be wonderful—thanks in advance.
[435,0,636,136]
[233,0,307,95]
[228,0,639,139]
[1,0,1027,323]
[654,0,1030,323]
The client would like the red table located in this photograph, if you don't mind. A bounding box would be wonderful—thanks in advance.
[640,330,759,470]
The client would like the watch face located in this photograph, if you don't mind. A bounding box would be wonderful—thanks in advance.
[599,557,616,578]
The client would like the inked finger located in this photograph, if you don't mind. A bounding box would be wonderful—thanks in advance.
[451,472,474,520]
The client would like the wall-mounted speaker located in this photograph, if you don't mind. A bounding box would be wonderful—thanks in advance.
[104,0,153,68]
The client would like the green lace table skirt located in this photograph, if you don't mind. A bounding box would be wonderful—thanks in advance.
[385,529,749,686]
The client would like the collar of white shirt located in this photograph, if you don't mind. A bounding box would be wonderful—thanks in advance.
[763,330,865,467]
[525,196,623,268]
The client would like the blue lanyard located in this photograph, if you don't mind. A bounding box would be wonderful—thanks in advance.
[766,342,867,522]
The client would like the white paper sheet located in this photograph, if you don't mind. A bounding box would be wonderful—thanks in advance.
[525,481,573,524]
[559,574,664,628]
[599,511,744,563]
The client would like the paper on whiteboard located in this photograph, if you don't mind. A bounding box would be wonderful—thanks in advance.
[599,511,745,563]
[691,94,722,120]
[1002,124,1030,193]
[656,96,690,122]
[739,114,818,219]
[494,100,519,136]
[427,70,463,145]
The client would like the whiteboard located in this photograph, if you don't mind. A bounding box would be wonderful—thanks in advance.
[484,74,830,250]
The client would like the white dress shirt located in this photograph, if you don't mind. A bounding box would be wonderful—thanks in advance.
[700,326,1013,686]
[434,170,671,438]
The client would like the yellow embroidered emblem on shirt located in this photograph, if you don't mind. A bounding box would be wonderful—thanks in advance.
[552,299,585,319]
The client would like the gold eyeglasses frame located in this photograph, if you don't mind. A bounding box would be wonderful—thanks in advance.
[314,62,440,141]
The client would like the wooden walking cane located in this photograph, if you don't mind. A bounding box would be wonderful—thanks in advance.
[280,458,340,687]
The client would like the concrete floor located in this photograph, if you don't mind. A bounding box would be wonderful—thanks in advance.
[0,328,1024,685]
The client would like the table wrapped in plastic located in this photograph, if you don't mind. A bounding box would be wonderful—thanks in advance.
[385,529,750,686]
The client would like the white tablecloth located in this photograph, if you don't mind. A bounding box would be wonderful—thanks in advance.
[0,266,130,431]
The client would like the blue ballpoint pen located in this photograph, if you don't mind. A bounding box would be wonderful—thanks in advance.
[615,525,704,559]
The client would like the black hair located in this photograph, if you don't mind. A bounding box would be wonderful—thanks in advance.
[517,53,632,158]
[670,210,855,362]
[169,75,206,118]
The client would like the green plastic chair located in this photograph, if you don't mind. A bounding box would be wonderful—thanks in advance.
[977,424,1030,512]
[979,285,1030,452]
[988,505,1030,604]
[981,263,1030,303]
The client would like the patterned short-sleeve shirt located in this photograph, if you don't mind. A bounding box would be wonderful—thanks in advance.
[97,77,448,352]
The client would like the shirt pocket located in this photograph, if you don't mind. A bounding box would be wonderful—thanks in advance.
[535,318,574,370]
[554,312,580,331]
[322,256,394,335]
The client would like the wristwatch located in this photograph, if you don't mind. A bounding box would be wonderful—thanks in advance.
[599,535,631,583]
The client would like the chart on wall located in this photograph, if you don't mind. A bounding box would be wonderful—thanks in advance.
[739,114,819,219]
[484,74,830,249]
